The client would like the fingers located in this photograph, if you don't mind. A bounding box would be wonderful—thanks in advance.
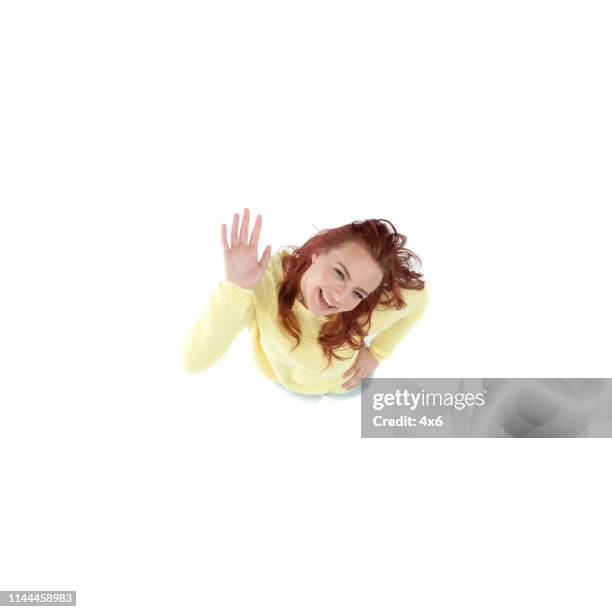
[231,213,239,247]
[228,209,262,248]
[343,375,362,389]
[221,223,229,253]
[258,244,272,268]
[239,208,250,244]
[342,366,362,388]
[342,365,356,379]
[249,214,262,246]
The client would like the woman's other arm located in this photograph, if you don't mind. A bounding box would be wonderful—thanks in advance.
[367,285,430,363]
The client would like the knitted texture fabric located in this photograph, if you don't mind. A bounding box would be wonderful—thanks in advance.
[184,249,429,395]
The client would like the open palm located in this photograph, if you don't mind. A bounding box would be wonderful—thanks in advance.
[221,208,272,290]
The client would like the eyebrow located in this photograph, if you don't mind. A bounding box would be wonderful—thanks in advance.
[336,261,369,296]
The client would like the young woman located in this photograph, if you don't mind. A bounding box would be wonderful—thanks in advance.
[184,209,429,396]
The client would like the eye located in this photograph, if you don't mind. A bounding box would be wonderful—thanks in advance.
[335,268,364,299]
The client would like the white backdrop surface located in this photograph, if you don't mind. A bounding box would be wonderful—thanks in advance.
[1,1,610,610]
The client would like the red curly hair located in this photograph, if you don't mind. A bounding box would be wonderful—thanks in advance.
[277,218,426,370]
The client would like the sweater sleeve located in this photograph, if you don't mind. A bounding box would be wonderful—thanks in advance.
[183,279,255,374]
[368,285,429,363]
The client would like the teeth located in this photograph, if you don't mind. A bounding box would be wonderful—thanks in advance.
[321,290,335,308]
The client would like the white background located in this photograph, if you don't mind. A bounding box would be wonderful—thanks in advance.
[1,1,611,610]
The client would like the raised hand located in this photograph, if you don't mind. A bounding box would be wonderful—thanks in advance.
[221,208,272,290]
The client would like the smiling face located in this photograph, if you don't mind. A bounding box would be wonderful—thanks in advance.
[297,241,384,316]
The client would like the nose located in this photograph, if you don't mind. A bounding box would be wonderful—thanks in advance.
[332,286,349,303]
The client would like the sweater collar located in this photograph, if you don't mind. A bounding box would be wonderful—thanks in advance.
[292,289,336,323]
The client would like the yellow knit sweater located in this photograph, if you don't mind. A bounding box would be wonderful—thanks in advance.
[184,249,429,395]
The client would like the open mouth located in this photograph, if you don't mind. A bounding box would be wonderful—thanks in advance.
[318,288,336,310]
